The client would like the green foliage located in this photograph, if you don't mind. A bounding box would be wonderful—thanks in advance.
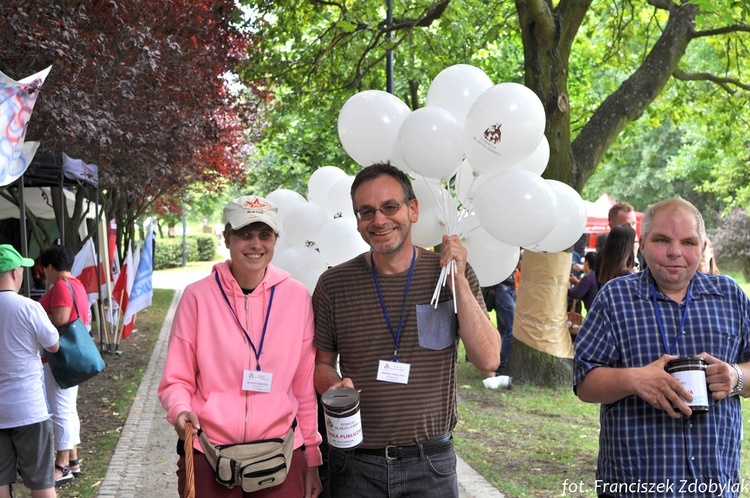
[154,235,216,270]
[243,0,749,220]
[712,207,750,280]
[241,0,522,183]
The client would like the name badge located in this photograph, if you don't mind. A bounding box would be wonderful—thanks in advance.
[377,360,410,384]
[242,370,273,392]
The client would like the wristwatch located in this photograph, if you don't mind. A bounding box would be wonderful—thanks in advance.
[729,363,744,397]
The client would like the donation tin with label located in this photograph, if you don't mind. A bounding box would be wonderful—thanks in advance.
[321,387,363,449]
[665,356,710,413]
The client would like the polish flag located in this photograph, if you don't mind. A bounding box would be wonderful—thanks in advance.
[112,242,135,339]
[72,238,106,304]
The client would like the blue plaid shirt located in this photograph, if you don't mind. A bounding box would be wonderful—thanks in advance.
[574,270,750,498]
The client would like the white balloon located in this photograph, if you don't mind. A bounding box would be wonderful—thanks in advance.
[473,170,558,247]
[318,217,370,266]
[398,107,463,179]
[425,64,493,128]
[410,177,458,247]
[507,135,550,176]
[273,246,328,294]
[282,202,329,248]
[389,139,412,174]
[266,188,307,229]
[463,82,546,175]
[266,188,306,210]
[325,176,355,219]
[398,107,463,180]
[338,90,411,167]
[455,159,488,207]
[525,180,588,253]
[307,166,348,207]
[271,235,292,265]
[461,215,521,287]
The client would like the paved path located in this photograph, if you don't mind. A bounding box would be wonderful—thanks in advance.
[98,257,503,497]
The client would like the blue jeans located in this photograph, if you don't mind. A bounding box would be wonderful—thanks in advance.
[494,286,516,373]
[328,446,458,497]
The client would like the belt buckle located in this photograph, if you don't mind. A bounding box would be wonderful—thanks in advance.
[384,445,398,461]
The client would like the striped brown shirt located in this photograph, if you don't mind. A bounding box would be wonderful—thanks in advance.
[313,247,484,448]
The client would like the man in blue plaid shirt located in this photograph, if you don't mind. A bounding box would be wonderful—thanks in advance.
[574,197,750,498]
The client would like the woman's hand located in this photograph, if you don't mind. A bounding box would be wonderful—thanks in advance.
[174,411,200,438]
[305,466,322,498]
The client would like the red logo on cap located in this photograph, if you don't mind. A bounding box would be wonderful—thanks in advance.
[242,198,270,210]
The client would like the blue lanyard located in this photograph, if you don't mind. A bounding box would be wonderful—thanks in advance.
[215,272,275,371]
[371,247,416,362]
[652,280,692,356]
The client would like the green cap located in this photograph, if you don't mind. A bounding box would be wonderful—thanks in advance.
[0,244,35,272]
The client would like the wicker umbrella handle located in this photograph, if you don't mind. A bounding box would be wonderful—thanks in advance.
[183,421,195,498]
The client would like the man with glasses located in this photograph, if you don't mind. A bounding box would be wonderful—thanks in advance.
[313,163,500,497]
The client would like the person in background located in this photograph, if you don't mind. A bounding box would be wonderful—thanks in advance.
[607,201,637,231]
[158,195,322,498]
[568,248,585,314]
[608,200,644,270]
[0,244,60,498]
[597,225,636,288]
[491,262,518,376]
[313,163,499,498]
[568,251,599,313]
[39,244,89,487]
[593,232,608,276]
[574,197,750,497]
[698,237,720,275]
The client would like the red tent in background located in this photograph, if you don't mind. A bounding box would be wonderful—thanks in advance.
[583,194,643,251]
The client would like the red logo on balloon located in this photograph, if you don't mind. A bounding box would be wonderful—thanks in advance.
[483,123,502,144]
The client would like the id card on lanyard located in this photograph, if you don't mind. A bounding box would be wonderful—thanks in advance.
[215,272,276,392]
[372,247,416,385]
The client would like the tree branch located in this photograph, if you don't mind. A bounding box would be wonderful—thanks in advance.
[673,68,750,93]
[520,0,555,39]
[384,0,451,30]
[646,0,671,9]
[572,3,699,185]
[692,24,750,38]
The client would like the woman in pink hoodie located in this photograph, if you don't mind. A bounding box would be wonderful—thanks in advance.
[158,195,322,498]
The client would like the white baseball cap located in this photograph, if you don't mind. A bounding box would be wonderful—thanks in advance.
[223,195,280,234]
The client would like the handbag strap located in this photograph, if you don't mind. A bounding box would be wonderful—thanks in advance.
[62,278,82,323]
[569,299,578,313]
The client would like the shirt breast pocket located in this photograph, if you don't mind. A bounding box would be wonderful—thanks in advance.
[416,301,457,350]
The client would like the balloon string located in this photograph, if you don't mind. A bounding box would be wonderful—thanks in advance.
[440,177,454,235]
[451,259,457,313]
[428,176,460,312]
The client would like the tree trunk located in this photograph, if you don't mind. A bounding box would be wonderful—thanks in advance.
[506,341,574,388]
[505,250,575,387]
[505,1,698,387]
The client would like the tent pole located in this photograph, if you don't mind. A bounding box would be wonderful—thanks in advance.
[18,177,31,297]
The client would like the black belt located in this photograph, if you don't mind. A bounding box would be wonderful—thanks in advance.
[353,433,454,461]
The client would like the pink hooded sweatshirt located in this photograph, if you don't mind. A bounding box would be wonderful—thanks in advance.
[158,261,322,467]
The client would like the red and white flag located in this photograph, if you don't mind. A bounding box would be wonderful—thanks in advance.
[112,242,135,339]
[72,238,107,304]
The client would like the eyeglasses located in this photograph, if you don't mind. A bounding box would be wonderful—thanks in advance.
[355,199,410,221]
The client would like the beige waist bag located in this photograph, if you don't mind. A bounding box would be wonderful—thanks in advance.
[198,425,295,492]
